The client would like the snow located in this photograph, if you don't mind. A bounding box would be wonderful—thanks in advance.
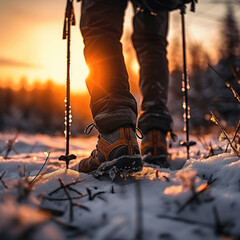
[0,132,240,240]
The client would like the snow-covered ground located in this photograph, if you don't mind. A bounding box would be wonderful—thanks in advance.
[0,132,240,240]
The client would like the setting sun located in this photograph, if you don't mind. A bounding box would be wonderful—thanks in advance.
[0,0,88,93]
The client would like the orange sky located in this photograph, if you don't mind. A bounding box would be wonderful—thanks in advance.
[0,0,238,93]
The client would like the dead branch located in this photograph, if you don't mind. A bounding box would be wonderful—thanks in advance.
[0,171,8,189]
[210,111,240,157]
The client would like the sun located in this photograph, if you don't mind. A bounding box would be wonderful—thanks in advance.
[31,23,89,93]
[131,59,140,74]
[0,22,89,94]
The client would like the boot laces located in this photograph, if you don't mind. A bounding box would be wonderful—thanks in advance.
[84,122,143,139]
[84,122,97,135]
[135,127,143,139]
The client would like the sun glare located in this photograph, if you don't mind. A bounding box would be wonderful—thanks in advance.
[0,22,89,94]
[131,59,140,74]
[31,23,89,93]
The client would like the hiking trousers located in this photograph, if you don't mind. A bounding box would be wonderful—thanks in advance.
[80,0,173,134]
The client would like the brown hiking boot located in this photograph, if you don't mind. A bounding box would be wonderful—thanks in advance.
[79,125,143,177]
[141,129,169,168]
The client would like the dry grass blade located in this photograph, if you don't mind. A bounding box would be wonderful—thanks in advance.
[225,82,240,104]
[225,119,240,152]
[210,111,240,157]
[30,152,50,185]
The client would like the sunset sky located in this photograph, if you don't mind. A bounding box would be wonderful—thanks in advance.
[0,0,239,93]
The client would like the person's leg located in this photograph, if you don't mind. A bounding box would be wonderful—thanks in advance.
[80,0,137,134]
[132,6,173,167]
[132,8,173,135]
[79,0,142,175]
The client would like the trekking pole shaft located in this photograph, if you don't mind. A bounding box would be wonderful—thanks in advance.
[181,7,190,159]
[135,180,143,240]
[66,5,71,156]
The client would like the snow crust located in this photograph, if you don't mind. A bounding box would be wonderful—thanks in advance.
[0,133,240,240]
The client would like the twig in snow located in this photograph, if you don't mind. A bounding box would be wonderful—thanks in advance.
[48,179,85,196]
[207,174,217,185]
[59,179,74,221]
[16,164,43,201]
[44,195,87,202]
[2,133,19,159]
[163,175,170,182]
[15,175,34,202]
[59,179,90,221]
[98,195,107,202]
[67,186,84,196]
[86,187,105,201]
[210,111,240,157]
[0,171,8,189]
[178,176,215,213]
[73,202,90,212]
[111,185,115,194]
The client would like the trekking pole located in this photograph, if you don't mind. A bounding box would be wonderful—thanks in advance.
[59,0,77,169]
[179,2,197,159]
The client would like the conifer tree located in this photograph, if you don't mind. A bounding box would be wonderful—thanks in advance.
[220,4,240,59]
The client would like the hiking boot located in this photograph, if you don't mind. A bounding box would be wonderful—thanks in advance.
[79,125,143,177]
[141,129,169,168]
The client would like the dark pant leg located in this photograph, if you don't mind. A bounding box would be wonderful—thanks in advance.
[80,0,138,133]
[132,8,173,134]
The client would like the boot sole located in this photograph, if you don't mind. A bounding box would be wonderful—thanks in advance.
[143,154,169,168]
[91,155,143,179]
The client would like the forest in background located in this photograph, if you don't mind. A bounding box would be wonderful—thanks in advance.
[0,4,239,135]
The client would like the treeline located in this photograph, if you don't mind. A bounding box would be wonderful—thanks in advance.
[0,80,92,135]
